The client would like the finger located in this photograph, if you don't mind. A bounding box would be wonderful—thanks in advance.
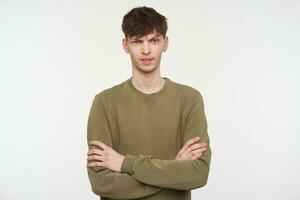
[191,154,201,160]
[87,161,104,168]
[178,138,201,157]
[187,143,207,152]
[182,137,200,151]
[191,150,206,160]
[180,143,203,158]
[87,155,103,162]
[187,148,207,159]
[198,142,207,148]
[89,140,108,150]
[87,148,104,156]
[182,146,207,159]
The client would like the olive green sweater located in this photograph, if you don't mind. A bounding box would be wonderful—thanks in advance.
[87,77,211,200]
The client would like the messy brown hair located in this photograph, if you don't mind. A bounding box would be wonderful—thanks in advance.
[122,6,168,39]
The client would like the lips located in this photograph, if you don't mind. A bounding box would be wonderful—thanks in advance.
[140,58,154,61]
[140,58,154,64]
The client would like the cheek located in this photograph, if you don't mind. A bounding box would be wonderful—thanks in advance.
[153,49,164,58]
[129,54,140,65]
[130,54,139,62]
[153,45,164,54]
[129,49,140,58]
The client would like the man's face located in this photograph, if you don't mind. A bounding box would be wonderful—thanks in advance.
[122,31,169,74]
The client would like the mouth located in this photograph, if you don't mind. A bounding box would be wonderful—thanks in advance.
[140,58,154,65]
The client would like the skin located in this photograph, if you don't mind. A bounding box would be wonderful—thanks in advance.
[87,30,207,172]
[87,138,207,172]
[175,137,207,160]
[122,30,169,94]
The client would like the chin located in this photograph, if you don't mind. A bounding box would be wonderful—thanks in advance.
[137,65,157,73]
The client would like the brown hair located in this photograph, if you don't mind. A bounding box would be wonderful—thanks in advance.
[122,6,168,39]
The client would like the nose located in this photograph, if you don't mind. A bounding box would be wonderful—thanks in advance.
[141,41,151,55]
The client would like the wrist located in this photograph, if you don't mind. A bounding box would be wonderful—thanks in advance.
[120,154,136,174]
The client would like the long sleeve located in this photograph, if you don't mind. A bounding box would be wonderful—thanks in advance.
[87,95,163,199]
[120,91,212,191]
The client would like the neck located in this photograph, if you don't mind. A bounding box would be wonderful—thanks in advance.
[130,71,166,94]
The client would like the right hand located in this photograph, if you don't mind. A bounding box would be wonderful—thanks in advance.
[175,137,207,161]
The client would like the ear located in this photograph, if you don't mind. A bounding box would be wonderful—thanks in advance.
[122,38,130,54]
[162,36,169,52]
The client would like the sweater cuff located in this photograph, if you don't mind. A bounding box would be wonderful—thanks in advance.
[121,154,136,174]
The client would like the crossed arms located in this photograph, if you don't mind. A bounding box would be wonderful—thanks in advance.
[86,92,211,199]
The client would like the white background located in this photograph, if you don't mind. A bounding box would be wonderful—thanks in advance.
[0,1,299,199]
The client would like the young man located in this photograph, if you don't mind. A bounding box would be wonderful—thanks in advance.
[86,6,211,200]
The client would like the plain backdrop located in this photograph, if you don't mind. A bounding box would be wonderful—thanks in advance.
[0,0,299,199]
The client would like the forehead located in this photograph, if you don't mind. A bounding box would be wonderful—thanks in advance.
[129,31,162,40]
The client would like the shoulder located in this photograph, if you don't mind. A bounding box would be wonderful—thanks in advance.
[94,80,127,104]
[170,79,203,103]
[170,80,206,115]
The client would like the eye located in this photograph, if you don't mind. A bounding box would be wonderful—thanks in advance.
[132,40,141,44]
[151,39,160,43]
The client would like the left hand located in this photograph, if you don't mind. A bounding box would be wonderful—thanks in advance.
[175,137,207,160]
[87,140,125,172]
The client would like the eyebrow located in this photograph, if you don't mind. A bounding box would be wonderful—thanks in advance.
[131,34,161,41]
